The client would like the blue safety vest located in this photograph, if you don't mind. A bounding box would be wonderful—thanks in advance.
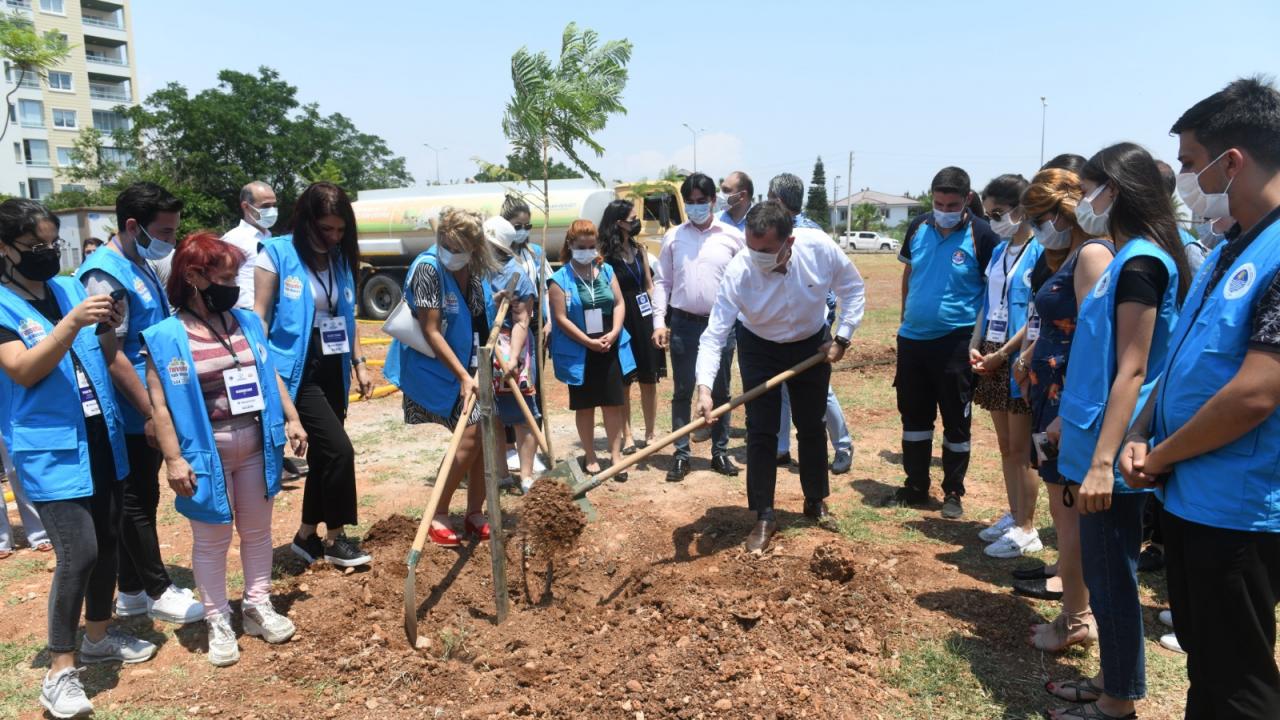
[261,236,356,403]
[548,263,636,386]
[75,246,170,434]
[385,247,496,416]
[141,310,285,525]
[0,278,129,502]
[981,239,1043,398]
[1058,238,1180,489]
[900,218,985,340]
[1156,220,1280,532]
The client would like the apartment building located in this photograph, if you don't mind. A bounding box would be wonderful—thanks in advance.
[1,0,136,200]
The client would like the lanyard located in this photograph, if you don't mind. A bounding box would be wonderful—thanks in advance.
[186,309,242,368]
[620,252,645,288]
[570,263,598,306]
[998,242,1028,306]
[315,257,337,315]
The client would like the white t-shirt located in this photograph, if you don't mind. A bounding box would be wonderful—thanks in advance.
[221,219,271,310]
[255,253,337,328]
[985,242,1027,322]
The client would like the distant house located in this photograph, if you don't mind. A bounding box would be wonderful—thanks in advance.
[831,189,921,229]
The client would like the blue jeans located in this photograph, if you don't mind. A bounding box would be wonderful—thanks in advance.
[669,311,733,460]
[1079,490,1148,700]
[777,384,851,456]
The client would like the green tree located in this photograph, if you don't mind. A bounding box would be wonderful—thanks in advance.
[0,14,72,142]
[501,22,632,240]
[659,165,684,182]
[851,203,882,231]
[473,146,581,183]
[804,156,832,231]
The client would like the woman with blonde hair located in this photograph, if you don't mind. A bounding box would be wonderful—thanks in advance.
[385,208,503,546]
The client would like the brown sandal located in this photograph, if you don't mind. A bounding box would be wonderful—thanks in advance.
[1045,676,1104,703]
[1030,610,1098,652]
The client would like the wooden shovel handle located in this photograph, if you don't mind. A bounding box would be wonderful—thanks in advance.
[504,377,550,456]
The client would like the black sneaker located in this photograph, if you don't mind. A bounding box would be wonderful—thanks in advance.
[775,452,794,467]
[1137,544,1164,573]
[880,487,928,508]
[323,535,371,568]
[941,493,964,519]
[290,532,324,564]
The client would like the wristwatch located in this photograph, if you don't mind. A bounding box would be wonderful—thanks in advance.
[834,335,851,348]
[353,356,368,366]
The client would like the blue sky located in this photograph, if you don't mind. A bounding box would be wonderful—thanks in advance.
[133,0,1280,200]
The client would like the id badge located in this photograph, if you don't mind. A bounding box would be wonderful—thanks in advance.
[584,308,604,335]
[470,332,480,369]
[75,368,102,418]
[1026,311,1041,342]
[319,317,350,355]
[224,365,265,415]
[985,306,1009,343]
[635,292,653,317]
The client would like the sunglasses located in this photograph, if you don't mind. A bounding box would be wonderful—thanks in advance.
[512,223,533,231]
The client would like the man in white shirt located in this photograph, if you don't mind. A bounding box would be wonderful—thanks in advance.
[696,201,866,553]
[221,181,278,310]
[653,172,746,481]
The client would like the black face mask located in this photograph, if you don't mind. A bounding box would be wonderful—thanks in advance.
[8,245,62,282]
[200,281,240,313]
[625,219,642,237]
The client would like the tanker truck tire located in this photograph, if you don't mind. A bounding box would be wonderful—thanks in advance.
[360,273,402,321]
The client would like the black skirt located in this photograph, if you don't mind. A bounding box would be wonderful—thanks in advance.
[607,256,666,384]
[569,335,627,410]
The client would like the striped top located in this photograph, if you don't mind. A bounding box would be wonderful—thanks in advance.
[181,314,257,424]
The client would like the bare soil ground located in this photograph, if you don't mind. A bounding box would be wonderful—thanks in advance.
[0,254,1221,719]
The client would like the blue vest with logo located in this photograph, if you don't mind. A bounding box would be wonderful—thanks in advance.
[141,311,286,524]
[900,219,985,340]
[261,236,355,403]
[548,263,636,386]
[1155,220,1280,532]
[1058,238,1180,489]
[0,278,129,502]
[981,239,1044,398]
[385,248,495,416]
[74,246,170,434]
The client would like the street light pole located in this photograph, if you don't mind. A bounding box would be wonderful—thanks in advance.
[681,122,703,172]
[1039,97,1047,167]
[424,143,447,184]
[833,175,841,229]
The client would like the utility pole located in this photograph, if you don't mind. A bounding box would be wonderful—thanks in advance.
[846,150,854,237]
[1039,97,1047,167]
[833,175,842,230]
[424,143,447,185]
[682,122,703,172]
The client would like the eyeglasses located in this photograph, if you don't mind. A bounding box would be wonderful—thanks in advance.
[512,223,533,231]
[16,237,63,252]
[988,208,1021,222]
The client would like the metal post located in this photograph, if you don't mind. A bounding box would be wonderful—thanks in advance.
[833,175,841,230]
[846,151,854,238]
[1039,98,1047,168]
[424,143,447,185]
[682,123,701,172]
[477,345,509,623]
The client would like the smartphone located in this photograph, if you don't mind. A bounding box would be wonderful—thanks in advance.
[1032,432,1059,464]
[96,288,128,335]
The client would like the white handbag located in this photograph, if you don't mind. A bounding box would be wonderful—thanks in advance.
[381,300,435,357]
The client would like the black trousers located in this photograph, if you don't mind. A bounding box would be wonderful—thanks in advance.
[894,329,973,496]
[670,309,734,460]
[737,325,831,514]
[1163,508,1280,719]
[296,335,358,529]
[34,417,122,652]
[116,432,170,597]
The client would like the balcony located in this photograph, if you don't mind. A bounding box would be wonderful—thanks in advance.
[24,158,49,168]
[89,83,130,102]
[19,119,44,129]
[85,53,127,67]
[4,0,31,11]
[82,15,122,30]
[9,71,39,89]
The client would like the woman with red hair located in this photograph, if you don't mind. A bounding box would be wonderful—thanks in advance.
[142,232,308,667]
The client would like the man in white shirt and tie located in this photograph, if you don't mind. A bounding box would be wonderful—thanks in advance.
[220,180,278,310]
[696,201,866,553]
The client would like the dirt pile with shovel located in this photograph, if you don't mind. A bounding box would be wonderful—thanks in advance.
[518,477,586,555]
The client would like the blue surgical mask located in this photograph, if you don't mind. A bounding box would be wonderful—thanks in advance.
[512,229,530,246]
[686,202,712,225]
[136,225,174,261]
[933,209,963,229]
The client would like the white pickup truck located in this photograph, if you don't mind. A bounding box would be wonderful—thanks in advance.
[838,230,899,252]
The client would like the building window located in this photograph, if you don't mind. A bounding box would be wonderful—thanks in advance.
[98,146,132,167]
[12,142,21,164]
[55,145,74,166]
[61,183,85,193]
[29,178,53,199]
[92,109,128,133]
[47,71,71,91]
[38,0,64,13]
[18,181,26,199]
[52,108,75,128]
[23,139,49,166]
[17,99,42,127]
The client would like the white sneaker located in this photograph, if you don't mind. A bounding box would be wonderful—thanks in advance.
[1158,609,1174,628]
[40,667,93,718]
[242,600,295,644]
[984,527,1044,559]
[506,449,520,473]
[520,477,535,494]
[1159,632,1185,654]
[205,612,240,667]
[978,513,1015,542]
[79,627,157,664]
[114,589,148,618]
[148,585,203,624]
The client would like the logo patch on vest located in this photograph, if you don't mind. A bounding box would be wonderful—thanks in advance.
[344,286,354,304]
[132,277,153,303]
[1224,262,1257,300]
[951,250,967,266]
[1093,271,1112,299]
[1022,268,1033,288]
[283,275,303,300]
[444,293,460,316]
[17,318,45,344]
[167,357,190,386]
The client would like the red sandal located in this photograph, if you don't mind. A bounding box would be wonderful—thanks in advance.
[465,513,491,541]
[428,515,460,547]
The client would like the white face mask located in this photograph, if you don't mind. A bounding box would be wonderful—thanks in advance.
[686,202,712,225]
[250,204,277,230]
[1176,150,1235,220]
[933,209,963,229]
[1074,183,1111,236]
[571,247,597,265]
[748,244,786,273]
[135,225,174,260]
[1034,215,1072,250]
[512,229,530,246]
[989,211,1021,239]
[437,245,470,271]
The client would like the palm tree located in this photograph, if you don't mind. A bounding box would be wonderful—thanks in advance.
[0,15,72,143]
[502,23,632,241]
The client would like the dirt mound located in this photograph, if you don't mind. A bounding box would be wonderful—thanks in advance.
[362,513,420,549]
[810,543,856,583]
[517,478,586,554]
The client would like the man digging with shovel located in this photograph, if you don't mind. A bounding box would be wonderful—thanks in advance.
[695,200,866,553]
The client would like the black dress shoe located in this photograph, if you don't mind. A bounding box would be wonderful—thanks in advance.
[829,450,852,474]
[711,454,740,476]
[745,519,777,553]
[1011,563,1056,581]
[665,458,690,482]
[776,452,794,467]
[1137,544,1165,573]
[1012,578,1064,601]
[880,487,929,508]
[803,499,838,530]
